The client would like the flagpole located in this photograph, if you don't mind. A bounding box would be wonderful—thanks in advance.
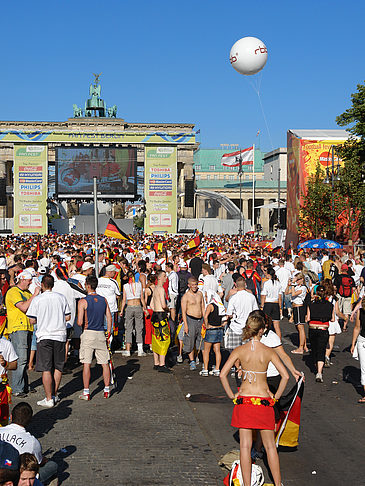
[238,150,243,236]
[93,177,99,278]
[252,144,255,230]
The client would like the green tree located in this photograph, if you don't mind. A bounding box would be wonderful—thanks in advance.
[336,82,365,240]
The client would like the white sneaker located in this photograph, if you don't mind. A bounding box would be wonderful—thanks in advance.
[177,354,183,363]
[209,366,216,375]
[121,350,131,357]
[137,351,147,357]
[37,398,54,408]
[195,356,200,365]
[315,373,323,383]
[53,395,60,404]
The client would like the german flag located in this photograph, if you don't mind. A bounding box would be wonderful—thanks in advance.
[275,377,304,449]
[36,237,43,258]
[104,218,134,242]
[187,232,203,249]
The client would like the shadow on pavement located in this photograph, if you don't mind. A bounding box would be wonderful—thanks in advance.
[343,365,364,397]
[28,400,73,440]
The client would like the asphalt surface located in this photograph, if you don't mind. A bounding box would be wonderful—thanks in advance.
[13,317,365,486]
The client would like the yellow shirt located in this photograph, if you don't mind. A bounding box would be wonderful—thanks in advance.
[5,287,33,333]
[322,260,332,280]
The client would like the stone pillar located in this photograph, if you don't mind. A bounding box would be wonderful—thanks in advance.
[262,199,270,235]
[67,201,79,218]
[0,149,7,219]
[179,147,195,219]
[198,197,206,218]
[242,197,249,221]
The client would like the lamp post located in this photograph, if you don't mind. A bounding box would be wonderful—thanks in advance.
[236,152,243,235]
[277,166,281,230]
[323,145,340,239]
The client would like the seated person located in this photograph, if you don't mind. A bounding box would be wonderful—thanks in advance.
[0,440,20,486]
[19,453,43,486]
[0,403,58,485]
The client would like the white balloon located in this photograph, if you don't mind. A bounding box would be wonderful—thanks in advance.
[230,36,268,76]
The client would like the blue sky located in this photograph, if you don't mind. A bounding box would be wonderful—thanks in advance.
[1,0,364,152]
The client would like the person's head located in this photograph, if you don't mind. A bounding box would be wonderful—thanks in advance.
[137,260,146,273]
[156,270,167,285]
[165,262,173,273]
[323,278,335,298]
[0,271,7,288]
[18,453,39,486]
[248,309,272,334]
[278,259,285,267]
[55,265,68,281]
[85,275,98,292]
[246,260,254,270]
[235,276,246,290]
[104,264,117,277]
[41,274,54,292]
[341,263,348,274]
[295,261,304,271]
[147,273,157,286]
[227,262,235,273]
[81,262,94,275]
[242,314,266,341]
[294,273,305,285]
[314,284,326,300]
[188,276,198,292]
[201,263,211,275]
[267,267,277,281]
[11,402,33,428]
[15,271,33,291]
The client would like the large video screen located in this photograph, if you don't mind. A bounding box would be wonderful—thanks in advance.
[56,147,137,199]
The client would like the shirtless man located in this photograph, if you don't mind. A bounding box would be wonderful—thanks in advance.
[181,277,205,371]
[150,271,171,373]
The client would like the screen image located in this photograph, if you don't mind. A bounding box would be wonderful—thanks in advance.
[56,147,136,198]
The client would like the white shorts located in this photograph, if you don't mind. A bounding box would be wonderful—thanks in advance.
[80,330,109,365]
[168,293,178,309]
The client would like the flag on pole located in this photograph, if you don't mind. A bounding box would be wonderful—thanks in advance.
[153,242,164,253]
[104,218,134,242]
[221,146,254,167]
[187,233,203,249]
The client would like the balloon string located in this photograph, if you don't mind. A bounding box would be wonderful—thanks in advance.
[257,91,274,152]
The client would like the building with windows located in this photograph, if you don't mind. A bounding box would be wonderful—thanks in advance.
[193,147,287,235]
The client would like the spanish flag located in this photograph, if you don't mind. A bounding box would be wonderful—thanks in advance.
[104,218,134,242]
[153,242,164,253]
[275,377,304,449]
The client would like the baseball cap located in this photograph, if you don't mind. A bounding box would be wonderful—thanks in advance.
[82,262,94,271]
[0,441,19,470]
[180,261,187,269]
[105,264,117,272]
[341,263,348,271]
[17,271,33,280]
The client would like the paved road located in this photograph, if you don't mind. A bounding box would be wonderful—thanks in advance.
[16,318,364,485]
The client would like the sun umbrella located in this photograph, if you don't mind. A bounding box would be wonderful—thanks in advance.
[297,239,343,249]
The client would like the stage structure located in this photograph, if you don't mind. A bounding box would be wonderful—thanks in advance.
[0,75,198,235]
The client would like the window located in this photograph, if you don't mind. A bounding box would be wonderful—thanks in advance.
[209,165,215,170]
[270,165,273,174]
[207,175,210,180]
[245,174,250,180]
[195,165,201,170]
[195,175,200,181]
[214,174,218,180]
[229,175,235,180]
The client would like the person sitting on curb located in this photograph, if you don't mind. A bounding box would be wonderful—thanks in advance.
[0,402,58,485]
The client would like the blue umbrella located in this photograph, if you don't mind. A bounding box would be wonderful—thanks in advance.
[297,239,343,249]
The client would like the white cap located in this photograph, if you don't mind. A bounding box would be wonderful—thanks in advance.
[105,264,117,272]
[17,271,33,280]
[82,262,95,271]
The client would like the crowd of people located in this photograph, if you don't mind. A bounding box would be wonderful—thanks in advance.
[0,232,363,485]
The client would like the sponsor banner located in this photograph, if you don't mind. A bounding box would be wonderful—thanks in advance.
[0,130,195,145]
[14,145,48,235]
[286,133,346,247]
[144,146,177,234]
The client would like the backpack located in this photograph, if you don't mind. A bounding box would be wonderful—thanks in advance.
[178,271,189,295]
[242,271,257,296]
[338,276,354,298]
[228,460,264,486]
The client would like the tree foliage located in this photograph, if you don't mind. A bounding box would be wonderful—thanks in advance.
[299,162,342,239]
[336,82,365,240]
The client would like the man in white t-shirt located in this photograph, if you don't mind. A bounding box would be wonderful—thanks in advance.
[225,277,258,351]
[72,262,94,290]
[27,275,71,408]
[97,264,120,330]
[0,402,58,484]
[276,259,292,318]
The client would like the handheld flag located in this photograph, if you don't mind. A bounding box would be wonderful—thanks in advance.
[221,146,254,167]
[187,232,203,249]
[104,218,134,242]
[153,242,164,253]
[275,376,304,449]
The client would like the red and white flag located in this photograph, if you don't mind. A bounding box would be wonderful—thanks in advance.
[221,146,254,167]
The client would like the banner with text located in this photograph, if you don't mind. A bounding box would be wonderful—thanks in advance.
[14,145,48,235]
[144,146,177,234]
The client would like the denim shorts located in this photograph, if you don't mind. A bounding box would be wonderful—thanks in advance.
[204,327,224,343]
[31,325,37,352]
